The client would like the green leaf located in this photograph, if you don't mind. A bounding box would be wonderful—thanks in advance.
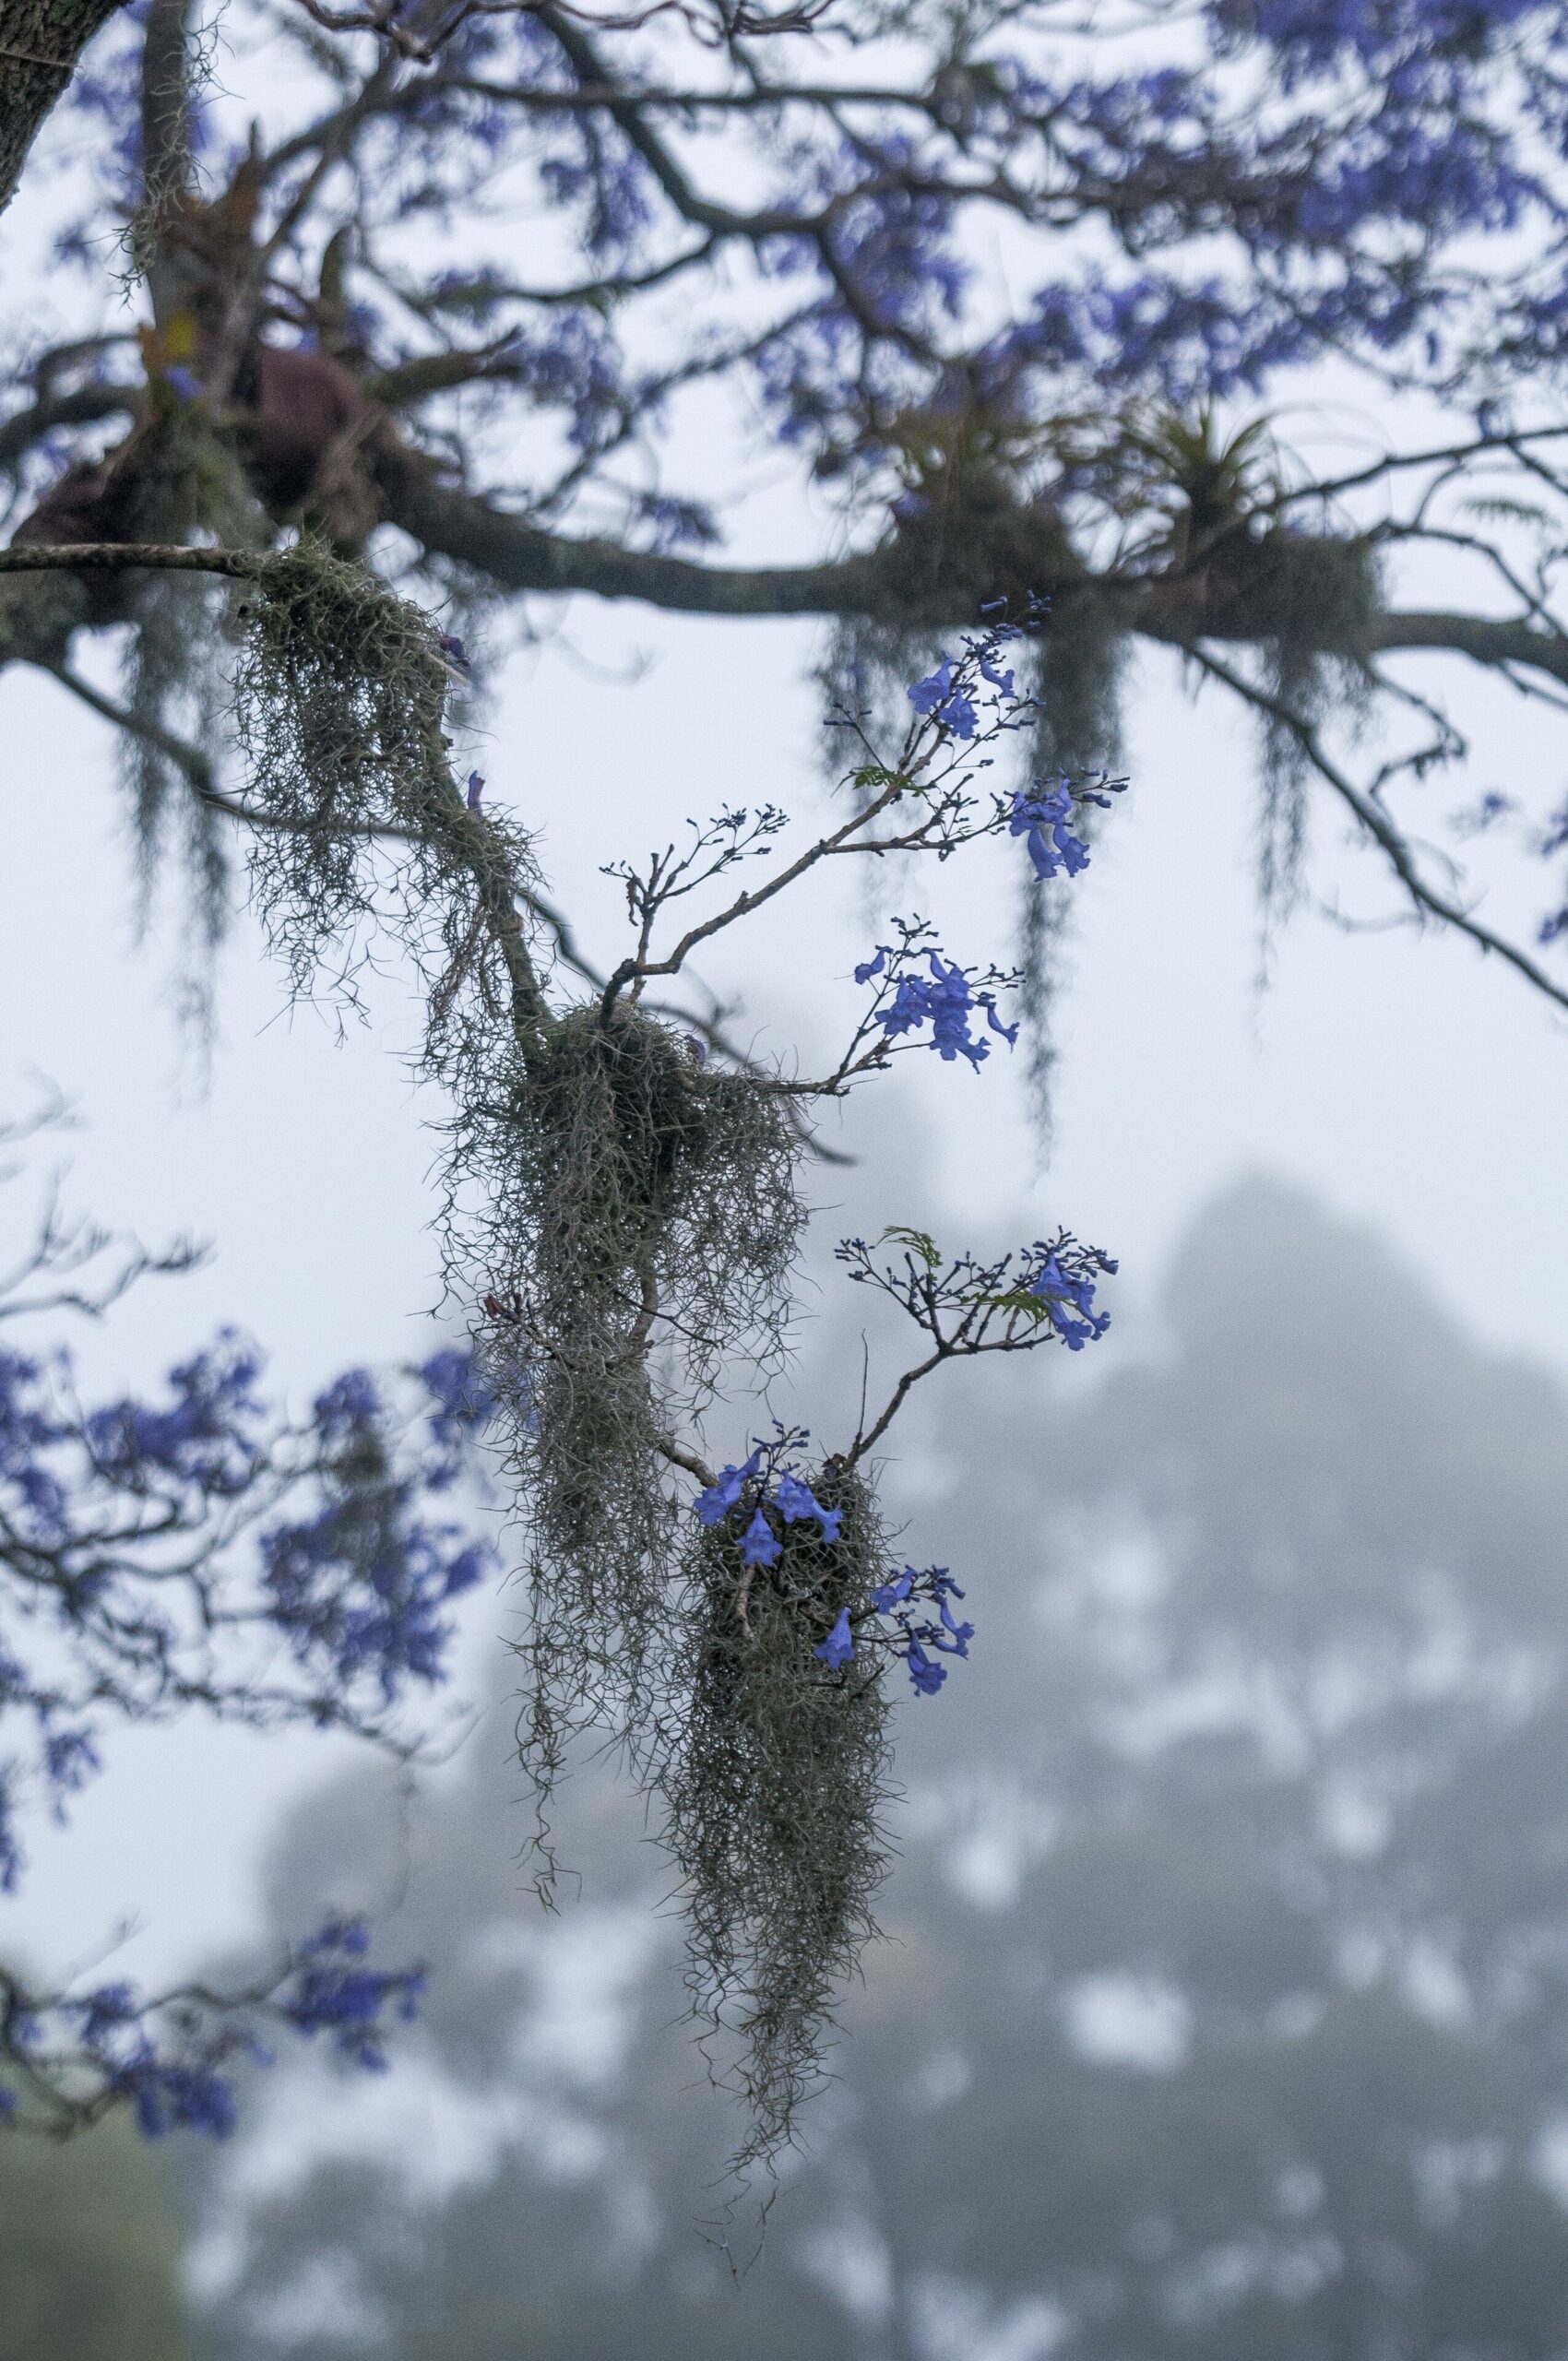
[1458,496,1550,527]
[879,1224,941,1267]
[975,1287,1054,1323]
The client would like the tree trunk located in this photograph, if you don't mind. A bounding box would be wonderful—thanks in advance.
[0,0,126,212]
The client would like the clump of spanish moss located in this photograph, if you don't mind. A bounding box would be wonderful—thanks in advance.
[1252,532,1380,928]
[226,539,813,1879]
[475,1007,805,1817]
[223,538,883,2177]
[1253,528,1381,655]
[664,1463,892,2181]
[815,612,943,791]
[119,570,231,1023]
[1014,597,1127,1141]
[232,540,512,1002]
[89,412,262,1026]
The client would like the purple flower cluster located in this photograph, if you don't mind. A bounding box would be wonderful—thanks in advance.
[695,1442,843,1570]
[281,1917,426,2073]
[855,942,1019,1071]
[1021,1238,1118,1350]
[0,1335,495,1902]
[262,1357,493,1703]
[691,1438,975,1698]
[49,0,1568,492]
[906,613,1027,746]
[0,1631,97,1895]
[908,656,980,740]
[59,1981,245,2140]
[6,1916,425,2140]
[1010,782,1092,881]
[84,1330,267,1496]
[867,1565,974,1697]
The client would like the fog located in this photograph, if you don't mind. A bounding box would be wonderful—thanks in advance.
[6,51,1568,2347]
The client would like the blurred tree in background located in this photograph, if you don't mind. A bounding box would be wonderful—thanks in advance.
[0,2118,189,2360]
[181,1179,1568,2358]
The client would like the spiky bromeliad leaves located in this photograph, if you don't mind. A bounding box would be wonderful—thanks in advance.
[42,550,1122,2180]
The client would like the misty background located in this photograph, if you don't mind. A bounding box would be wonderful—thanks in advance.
[14,1158,1568,2356]
[6,113,1568,2343]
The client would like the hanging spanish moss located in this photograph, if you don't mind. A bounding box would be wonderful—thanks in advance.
[1252,533,1380,931]
[473,1007,805,1836]
[229,541,816,1940]
[119,570,230,984]
[61,544,1112,2182]
[79,410,267,1033]
[233,539,503,1006]
[1014,596,1128,1141]
[663,1461,891,2180]
[1028,584,1128,780]
[815,611,943,796]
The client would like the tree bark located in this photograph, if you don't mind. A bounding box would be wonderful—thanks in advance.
[0,0,126,212]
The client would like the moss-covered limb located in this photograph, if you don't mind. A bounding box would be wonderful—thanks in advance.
[0,0,125,213]
[386,471,1568,690]
[452,801,552,1058]
[226,544,548,1039]
[11,525,1568,705]
[0,545,263,670]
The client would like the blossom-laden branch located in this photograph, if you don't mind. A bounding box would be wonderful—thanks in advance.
[14,0,1568,834]
[0,1321,495,1900]
[677,1216,1113,1707]
[838,1222,1118,1467]
[0,1917,424,2138]
[0,1128,496,2137]
[597,605,1124,1040]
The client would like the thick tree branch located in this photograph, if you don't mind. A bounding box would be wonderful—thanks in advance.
[0,541,265,581]
[10,511,1568,716]
[1360,609,1568,689]
[0,0,125,212]
[0,384,138,475]
[386,476,1568,692]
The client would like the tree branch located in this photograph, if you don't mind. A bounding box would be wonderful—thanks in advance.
[390,476,1568,693]
[1187,643,1568,1019]
[0,0,125,213]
